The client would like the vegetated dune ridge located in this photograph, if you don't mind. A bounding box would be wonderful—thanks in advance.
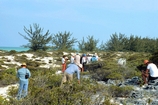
[1,50,157,105]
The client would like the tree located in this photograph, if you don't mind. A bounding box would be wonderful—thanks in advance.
[105,33,127,51]
[52,31,77,50]
[19,23,52,51]
[78,35,99,51]
[78,37,85,51]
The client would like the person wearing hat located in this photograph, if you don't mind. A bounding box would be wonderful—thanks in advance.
[60,63,82,87]
[16,62,31,100]
[142,60,158,85]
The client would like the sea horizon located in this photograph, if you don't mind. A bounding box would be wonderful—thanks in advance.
[0,46,29,52]
[0,46,79,52]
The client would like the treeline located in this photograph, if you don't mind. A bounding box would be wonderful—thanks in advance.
[19,23,158,53]
[103,33,158,52]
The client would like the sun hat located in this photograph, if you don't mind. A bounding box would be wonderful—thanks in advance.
[78,64,83,68]
[75,62,82,68]
[144,60,149,64]
[71,53,75,56]
[21,62,27,66]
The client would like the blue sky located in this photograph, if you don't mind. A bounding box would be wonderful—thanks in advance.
[1,0,158,47]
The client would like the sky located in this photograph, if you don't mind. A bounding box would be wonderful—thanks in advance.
[1,0,158,47]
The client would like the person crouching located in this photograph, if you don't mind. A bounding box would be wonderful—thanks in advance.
[60,63,82,88]
[142,60,158,85]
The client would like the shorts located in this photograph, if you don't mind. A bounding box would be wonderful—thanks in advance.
[149,75,158,80]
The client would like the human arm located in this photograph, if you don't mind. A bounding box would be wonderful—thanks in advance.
[27,69,31,78]
[16,71,19,78]
[76,68,80,82]
[144,69,149,77]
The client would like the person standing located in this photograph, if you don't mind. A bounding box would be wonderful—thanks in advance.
[17,62,31,100]
[70,53,75,63]
[74,52,81,65]
[81,54,87,72]
[86,54,92,64]
[62,55,68,72]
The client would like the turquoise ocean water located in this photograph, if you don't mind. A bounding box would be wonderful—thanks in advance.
[0,47,29,52]
[0,47,79,52]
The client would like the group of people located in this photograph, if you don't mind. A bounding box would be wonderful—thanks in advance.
[62,53,99,72]
[60,52,99,87]
[16,54,158,100]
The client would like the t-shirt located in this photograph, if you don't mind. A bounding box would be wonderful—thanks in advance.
[74,55,81,64]
[70,56,74,63]
[62,58,65,64]
[82,57,87,64]
[87,56,92,64]
[147,63,158,77]
[91,56,97,62]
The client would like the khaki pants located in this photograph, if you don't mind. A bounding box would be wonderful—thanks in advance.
[60,72,73,87]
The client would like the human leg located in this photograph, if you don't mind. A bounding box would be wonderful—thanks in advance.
[17,81,24,100]
[67,73,73,83]
[62,63,66,72]
[22,83,28,98]
[60,72,67,88]
[142,70,149,84]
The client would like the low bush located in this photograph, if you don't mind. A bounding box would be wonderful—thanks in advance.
[0,68,17,86]
[7,76,108,105]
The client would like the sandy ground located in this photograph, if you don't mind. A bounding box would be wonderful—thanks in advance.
[0,84,18,99]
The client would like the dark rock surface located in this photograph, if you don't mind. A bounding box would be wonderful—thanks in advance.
[97,76,158,105]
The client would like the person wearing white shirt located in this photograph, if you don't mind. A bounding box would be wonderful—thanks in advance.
[70,53,75,63]
[81,54,87,71]
[143,60,158,85]
[86,54,92,64]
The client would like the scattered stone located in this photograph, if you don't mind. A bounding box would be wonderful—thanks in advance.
[117,58,126,67]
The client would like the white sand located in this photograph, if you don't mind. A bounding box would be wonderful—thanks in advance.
[0,84,18,98]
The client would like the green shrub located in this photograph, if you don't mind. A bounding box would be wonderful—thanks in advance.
[0,68,17,86]
[0,96,9,105]
[33,50,51,57]
[8,50,17,55]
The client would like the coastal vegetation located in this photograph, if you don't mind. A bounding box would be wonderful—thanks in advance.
[0,23,158,104]
[18,23,158,53]
[1,49,158,104]
[19,23,53,51]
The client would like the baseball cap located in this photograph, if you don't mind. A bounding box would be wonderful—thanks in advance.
[144,60,149,64]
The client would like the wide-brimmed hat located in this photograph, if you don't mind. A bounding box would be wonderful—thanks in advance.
[71,53,75,56]
[75,63,82,68]
[21,62,27,66]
